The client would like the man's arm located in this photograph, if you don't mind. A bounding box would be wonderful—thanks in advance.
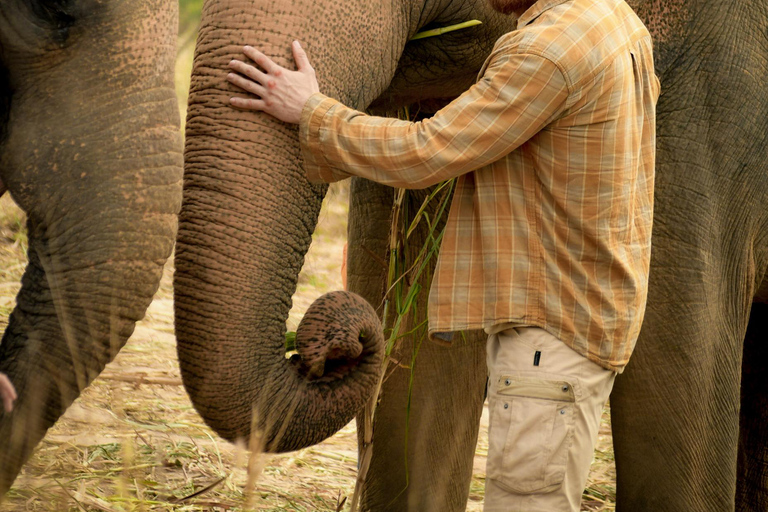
[227,41,569,189]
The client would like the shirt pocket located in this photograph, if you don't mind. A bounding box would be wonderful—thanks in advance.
[487,374,577,494]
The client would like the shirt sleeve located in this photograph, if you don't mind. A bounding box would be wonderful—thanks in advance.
[299,48,570,189]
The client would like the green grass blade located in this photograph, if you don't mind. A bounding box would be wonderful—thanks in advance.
[411,20,483,41]
[284,331,297,352]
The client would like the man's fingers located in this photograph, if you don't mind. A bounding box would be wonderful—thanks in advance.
[228,59,268,85]
[227,72,266,97]
[242,46,280,74]
[292,41,313,72]
[230,96,267,112]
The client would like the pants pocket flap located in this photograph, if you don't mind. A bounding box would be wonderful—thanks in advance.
[497,375,575,402]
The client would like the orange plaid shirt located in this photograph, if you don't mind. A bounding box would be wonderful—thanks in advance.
[300,0,659,372]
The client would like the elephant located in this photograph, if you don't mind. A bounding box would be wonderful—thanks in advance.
[0,0,183,494]
[176,1,768,512]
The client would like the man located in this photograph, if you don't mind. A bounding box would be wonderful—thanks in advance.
[226,0,659,509]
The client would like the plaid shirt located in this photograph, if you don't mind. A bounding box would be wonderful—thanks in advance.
[300,0,659,372]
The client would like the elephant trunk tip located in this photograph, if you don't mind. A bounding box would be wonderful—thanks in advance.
[292,291,384,382]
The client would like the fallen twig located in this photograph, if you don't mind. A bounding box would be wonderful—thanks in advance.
[168,476,226,503]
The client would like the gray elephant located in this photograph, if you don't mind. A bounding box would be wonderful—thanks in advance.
[176,0,768,511]
[0,0,182,494]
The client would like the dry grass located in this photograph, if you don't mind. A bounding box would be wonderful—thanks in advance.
[0,28,617,511]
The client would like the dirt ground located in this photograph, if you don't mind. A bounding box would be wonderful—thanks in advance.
[0,182,616,511]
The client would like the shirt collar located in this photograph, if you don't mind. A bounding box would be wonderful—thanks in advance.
[516,0,571,29]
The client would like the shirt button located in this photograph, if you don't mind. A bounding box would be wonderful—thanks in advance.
[560,409,566,415]
[504,403,509,409]
[504,379,511,386]
[562,385,569,392]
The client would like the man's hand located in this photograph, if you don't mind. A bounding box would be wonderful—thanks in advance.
[227,41,319,124]
[0,373,17,413]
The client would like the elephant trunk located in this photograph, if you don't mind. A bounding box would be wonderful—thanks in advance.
[0,183,180,491]
[173,0,424,451]
[176,103,384,449]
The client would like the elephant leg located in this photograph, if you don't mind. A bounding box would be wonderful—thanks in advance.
[611,288,744,511]
[736,302,768,510]
[347,177,486,511]
[359,331,486,512]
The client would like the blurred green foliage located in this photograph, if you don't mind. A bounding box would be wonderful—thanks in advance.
[179,0,205,35]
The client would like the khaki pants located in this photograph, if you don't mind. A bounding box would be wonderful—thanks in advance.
[484,327,616,512]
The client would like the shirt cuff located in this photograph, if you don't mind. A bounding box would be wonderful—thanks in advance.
[299,92,349,184]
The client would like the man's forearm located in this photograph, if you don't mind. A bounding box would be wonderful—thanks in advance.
[227,41,569,190]
[299,94,457,189]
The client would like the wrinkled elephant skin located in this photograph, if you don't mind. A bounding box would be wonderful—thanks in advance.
[0,0,183,495]
[612,1,768,510]
[177,0,768,511]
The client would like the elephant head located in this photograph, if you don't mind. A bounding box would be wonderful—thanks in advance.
[175,0,515,451]
[0,0,182,493]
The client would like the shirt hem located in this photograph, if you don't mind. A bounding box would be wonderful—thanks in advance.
[428,319,628,373]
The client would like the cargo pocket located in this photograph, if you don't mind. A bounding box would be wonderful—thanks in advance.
[487,373,576,494]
